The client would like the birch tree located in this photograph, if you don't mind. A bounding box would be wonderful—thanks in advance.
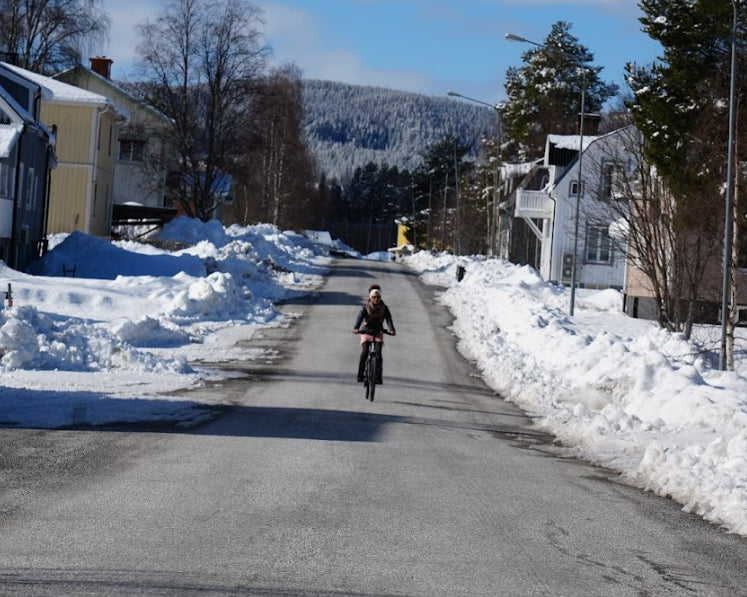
[230,65,317,229]
[135,0,268,220]
[0,0,109,74]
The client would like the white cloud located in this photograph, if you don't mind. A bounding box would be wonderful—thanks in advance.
[98,0,160,78]
[263,2,434,93]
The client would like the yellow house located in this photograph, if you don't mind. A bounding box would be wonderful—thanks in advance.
[55,58,174,210]
[387,219,416,259]
[2,63,127,237]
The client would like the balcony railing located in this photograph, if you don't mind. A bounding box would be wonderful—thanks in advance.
[515,189,554,219]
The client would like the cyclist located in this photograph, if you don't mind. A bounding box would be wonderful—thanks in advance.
[352,286,396,383]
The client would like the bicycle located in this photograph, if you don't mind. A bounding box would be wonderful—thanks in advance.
[357,330,393,401]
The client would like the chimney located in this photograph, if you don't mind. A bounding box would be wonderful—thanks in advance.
[580,113,601,136]
[0,52,18,65]
[89,56,113,79]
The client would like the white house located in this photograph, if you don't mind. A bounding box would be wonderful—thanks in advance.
[513,127,636,290]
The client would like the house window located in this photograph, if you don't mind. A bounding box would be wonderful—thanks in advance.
[586,226,612,263]
[119,139,145,162]
[24,167,36,209]
[570,180,584,197]
[0,162,12,199]
[602,162,624,199]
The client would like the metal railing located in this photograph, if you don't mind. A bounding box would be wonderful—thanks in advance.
[515,189,554,219]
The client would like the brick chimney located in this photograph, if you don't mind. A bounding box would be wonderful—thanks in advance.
[89,56,113,79]
[580,113,601,135]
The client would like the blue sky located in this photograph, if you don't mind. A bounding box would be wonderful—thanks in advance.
[101,0,661,105]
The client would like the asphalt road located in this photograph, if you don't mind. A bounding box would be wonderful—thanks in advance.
[0,259,745,596]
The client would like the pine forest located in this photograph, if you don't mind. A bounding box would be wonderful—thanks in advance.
[302,80,497,184]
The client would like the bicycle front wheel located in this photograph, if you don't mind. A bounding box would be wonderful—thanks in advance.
[366,355,377,401]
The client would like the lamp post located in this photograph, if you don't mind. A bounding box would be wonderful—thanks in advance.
[720,0,738,371]
[447,91,503,257]
[506,32,587,316]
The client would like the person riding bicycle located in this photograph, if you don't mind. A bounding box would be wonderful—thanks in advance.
[352,286,396,383]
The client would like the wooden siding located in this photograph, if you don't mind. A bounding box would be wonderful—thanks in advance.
[54,67,171,208]
[47,165,89,233]
[42,105,95,164]
[41,103,119,236]
[90,111,117,236]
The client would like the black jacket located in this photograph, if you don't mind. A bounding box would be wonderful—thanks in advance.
[354,300,395,335]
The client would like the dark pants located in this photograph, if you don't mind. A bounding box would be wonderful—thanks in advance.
[358,341,383,381]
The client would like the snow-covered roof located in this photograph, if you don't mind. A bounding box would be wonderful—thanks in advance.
[0,124,22,158]
[55,65,172,125]
[1,63,129,119]
[0,78,57,149]
[547,133,599,151]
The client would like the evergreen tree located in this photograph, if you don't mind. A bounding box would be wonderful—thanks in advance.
[346,162,412,223]
[411,135,472,251]
[626,0,737,193]
[500,21,618,160]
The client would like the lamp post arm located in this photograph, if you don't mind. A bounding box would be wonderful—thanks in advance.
[505,33,542,47]
[447,91,500,112]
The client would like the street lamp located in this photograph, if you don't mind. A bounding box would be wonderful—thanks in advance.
[447,91,503,257]
[720,0,738,370]
[506,32,587,316]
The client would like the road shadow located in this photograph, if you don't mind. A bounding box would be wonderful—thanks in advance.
[212,367,504,399]
[0,387,399,442]
[276,290,361,307]
[0,386,218,432]
[0,381,545,444]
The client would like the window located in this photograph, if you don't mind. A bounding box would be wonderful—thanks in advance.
[24,167,36,209]
[586,226,612,263]
[570,180,584,197]
[119,139,145,162]
[0,162,12,199]
[602,162,624,199]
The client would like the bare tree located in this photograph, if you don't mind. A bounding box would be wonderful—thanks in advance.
[134,0,268,220]
[229,65,317,229]
[587,125,721,340]
[0,0,110,74]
